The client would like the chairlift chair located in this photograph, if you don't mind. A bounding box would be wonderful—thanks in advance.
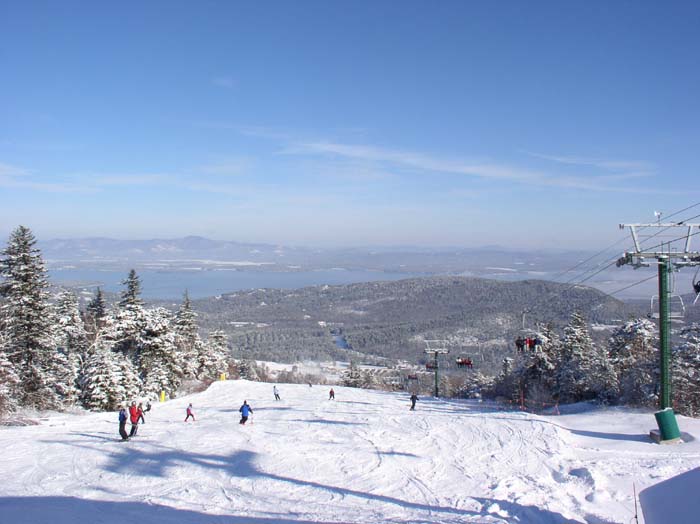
[455,357,474,370]
[649,294,686,319]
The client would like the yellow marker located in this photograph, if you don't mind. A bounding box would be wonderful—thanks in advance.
[220,373,226,381]
[160,390,166,402]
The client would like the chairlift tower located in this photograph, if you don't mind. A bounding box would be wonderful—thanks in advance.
[618,220,700,442]
[424,340,449,397]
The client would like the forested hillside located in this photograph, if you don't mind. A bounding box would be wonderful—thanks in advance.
[191,277,641,366]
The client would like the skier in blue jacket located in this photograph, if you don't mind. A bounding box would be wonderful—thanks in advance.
[118,406,129,441]
[239,400,253,425]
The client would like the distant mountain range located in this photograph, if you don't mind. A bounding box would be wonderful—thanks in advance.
[37,235,589,277]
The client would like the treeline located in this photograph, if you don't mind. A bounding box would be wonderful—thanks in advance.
[454,313,700,416]
[0,226,230,414]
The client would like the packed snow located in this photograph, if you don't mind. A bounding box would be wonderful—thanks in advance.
[2,380,700,524]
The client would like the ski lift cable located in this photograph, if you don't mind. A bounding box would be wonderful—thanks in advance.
[605,274,658,297]
[559,206,700,287]
[504,203,700,333]
[564,213,700,288]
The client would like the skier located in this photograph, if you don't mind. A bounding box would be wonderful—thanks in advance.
[329,388,335,400]
[128,401,140,437]
[239,400,253,425]
[137,402,145,424]
[273,385,281,401]
[515,337,525,352]
[185,403,195,422]
[145,401,152,413]
[118,406,129,441]
[410,393,418,410]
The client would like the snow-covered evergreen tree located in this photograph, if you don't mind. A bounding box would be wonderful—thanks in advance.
[200,330,231,380]
[139,307,180,398]
[85,287,107,334]
[173,291,200,378]
[114,351,142,403]
[105,303,147,361]
[81,340,122,411]
[342,361,363,388]
[119,269,144,308]
[0,332,21,413]
[608,318,657,406]
[672,323,700,417]
[52,290,88,404]
[513,326,560,406]
[0,226,59,409]
[557,311,615,403]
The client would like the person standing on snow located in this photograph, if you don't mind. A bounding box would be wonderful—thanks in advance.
[273,385,281,401]
[118,406,129,441]
[137,402,146,424]
[129,401,140,437]
[410,393,418,410]
[329,388,335,400]
[185,403,195,422]
[239,400,253,424]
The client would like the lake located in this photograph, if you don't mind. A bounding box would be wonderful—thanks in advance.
[49,268,424,300]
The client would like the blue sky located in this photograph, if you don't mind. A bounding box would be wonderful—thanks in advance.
[1,1,699,248]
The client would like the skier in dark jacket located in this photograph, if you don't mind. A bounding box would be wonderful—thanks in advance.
[410,394,418,410]
[118,406,129,440]
[137,402,145,424]
[239,400,253,424]
[129,401,140,437]
[329,388,335,400]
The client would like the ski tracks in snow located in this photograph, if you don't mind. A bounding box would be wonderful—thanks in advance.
[4,381,700,523]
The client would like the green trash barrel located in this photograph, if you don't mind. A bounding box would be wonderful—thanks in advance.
[655,408,681,441]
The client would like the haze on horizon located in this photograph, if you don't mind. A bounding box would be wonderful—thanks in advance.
[2,2,699,250]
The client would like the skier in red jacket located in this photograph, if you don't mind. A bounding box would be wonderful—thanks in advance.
[129,401,140,437]
[185,403,195,422]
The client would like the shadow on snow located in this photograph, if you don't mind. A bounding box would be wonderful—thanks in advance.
[38,442,583,523]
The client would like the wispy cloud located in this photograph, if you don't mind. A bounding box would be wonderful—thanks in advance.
[90,173,172,186]
[0,139,82,152]
[524,151,654,172]
[196,159,252,176]
[211,76,237,89]
[0,162,94,193]
[282,140,668,194]
[0,162,31,178]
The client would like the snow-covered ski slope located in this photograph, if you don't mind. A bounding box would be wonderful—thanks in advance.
[2,380,700,524]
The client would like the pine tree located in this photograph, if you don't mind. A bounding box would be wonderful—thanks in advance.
[608,318,657,406]
[53,290,88,404]
[173,290,200,378]
[672,323,700,417]
[342,361,363,388]
[85,287,107,334]
[0,332,21,413]
[81,340,122,411]
[119,269,144,308]
[557,312,614,403]
[514,326,560,407]
[140,308,180,398]
[0,226,59,409]
[200,330,231,380]
[114,350,142,403]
